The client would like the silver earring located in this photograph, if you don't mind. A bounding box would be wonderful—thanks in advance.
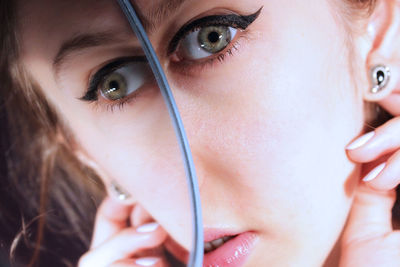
[110,181,132,201]
[370,65,391,94]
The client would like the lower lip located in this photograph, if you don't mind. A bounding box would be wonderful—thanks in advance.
[203,232,257,267]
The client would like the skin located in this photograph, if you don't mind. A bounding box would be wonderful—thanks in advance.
[16,0,400,266]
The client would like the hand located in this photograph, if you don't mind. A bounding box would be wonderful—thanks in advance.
[341,117,400,267]
[78,197,168,267]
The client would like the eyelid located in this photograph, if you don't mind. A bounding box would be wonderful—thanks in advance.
[169,33,249,77]
[167,7,263,55]
[80,56,147,101]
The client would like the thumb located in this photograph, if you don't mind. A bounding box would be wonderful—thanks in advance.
[342,183,396,246]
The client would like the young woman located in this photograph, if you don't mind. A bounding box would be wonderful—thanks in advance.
[1,0,400,266]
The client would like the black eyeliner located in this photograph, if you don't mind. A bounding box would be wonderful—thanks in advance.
[167,7,263,55]
[80,56,147,102]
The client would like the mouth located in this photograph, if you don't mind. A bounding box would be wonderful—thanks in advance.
[203,231,257,267]
[165,230,257,267]
[204,235,236,253]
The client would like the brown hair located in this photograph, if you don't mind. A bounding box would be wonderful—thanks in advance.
[0,0,395,266]
[0,1,104,266]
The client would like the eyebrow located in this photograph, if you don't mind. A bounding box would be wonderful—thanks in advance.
[53,0,187,73]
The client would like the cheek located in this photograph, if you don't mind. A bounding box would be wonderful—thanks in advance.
[68,98,197,249]
[24,53,198,249]
[170,0,365,264]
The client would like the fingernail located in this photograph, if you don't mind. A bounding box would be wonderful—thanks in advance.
[346,131,375,150]
[136,222,159,233]
[363,162,386,182]
[135,257,159,266]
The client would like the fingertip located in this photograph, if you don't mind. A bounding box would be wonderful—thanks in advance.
[345,132,381,163]
[136,222,159,233]
[134,223,168,245]
[119,222,167,243]
[362,164,396,193]
[135,257,160,266]
[131,204,154,228]
[109,257,165,267]
[346,131,376,151]
[363,162,387,182]
[90,197,134,248]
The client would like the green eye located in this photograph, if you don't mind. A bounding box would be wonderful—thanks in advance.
[178,26,237,60]
[198,26,232,53]
[95,61,152,102]
[100,72,128,101]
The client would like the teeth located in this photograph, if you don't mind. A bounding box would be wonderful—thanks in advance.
[211,238,224,247]
[223,236,230,242]
[204,236,234,253]
[204,242,213,253]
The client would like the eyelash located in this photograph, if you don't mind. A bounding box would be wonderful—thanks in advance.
[169,34,247,76]
[81,7,262,111]
[167,8,262,73]
[95,98,133,113]
[79,56,146,111]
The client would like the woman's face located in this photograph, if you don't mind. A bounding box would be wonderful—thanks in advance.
[19,0,367,265]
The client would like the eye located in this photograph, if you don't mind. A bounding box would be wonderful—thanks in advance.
[168,8,263,63]
[178,26,237,60]
[100,61,152,101]
[81,58,153,103]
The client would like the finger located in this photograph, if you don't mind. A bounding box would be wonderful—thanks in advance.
[342,183,396,246]
[79,223,167,267]
[346,117,400,162]
[91,197,134,248]
[131,204,153,228]
[109,257,167,267]
[362,149,400,190]
[379,95,400,116]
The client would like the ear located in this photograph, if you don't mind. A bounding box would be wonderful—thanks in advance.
[75,150,136,204]
[361,0,400,115]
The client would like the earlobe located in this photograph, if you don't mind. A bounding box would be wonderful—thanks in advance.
[108,180,135,204]
[75,150,136,204]
[75,150,105,174]
[362,0,400,113]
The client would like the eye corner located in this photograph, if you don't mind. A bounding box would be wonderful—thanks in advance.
[234,6,263,30]
[251,6,264,21]
[80,75,104,102]
[79,89,98,102]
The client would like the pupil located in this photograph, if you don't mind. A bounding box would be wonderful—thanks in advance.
[208,31,220,43]
[377,71,385,84]
[109,80,120,90]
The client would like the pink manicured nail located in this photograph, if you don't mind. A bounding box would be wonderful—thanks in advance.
[363,163,386,182]
[346,131,375,150]
[136,222,159,233]
[136,257,159,266]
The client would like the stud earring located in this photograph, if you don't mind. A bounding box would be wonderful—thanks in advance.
[370,65,391,94]
[109,181,132,201]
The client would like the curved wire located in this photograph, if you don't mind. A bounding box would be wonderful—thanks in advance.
[116,1,203,267]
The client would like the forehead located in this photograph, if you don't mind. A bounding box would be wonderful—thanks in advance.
[17,0,187,62]
[18,0,128,59]
[18,0,125,28]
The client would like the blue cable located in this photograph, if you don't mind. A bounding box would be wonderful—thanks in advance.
[117,1,203,266]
